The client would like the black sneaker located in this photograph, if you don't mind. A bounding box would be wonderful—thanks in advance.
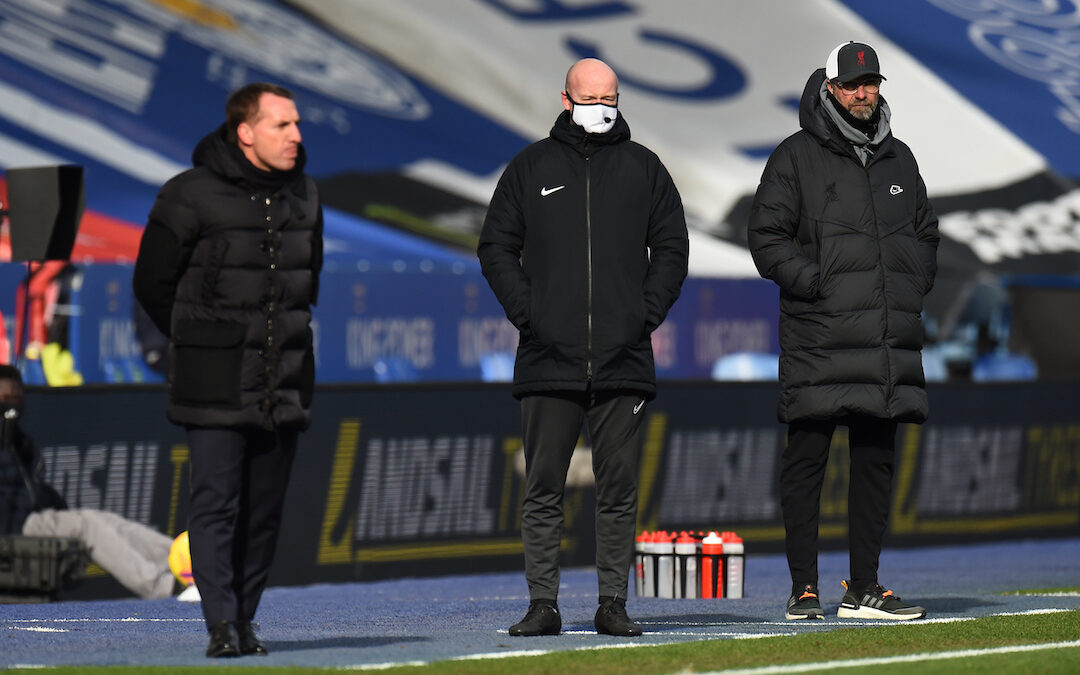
[509,602,561,636]
[837,580,926,620]
[594,597,642,636]
[785,583,824,620]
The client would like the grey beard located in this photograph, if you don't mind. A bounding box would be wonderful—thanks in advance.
[849,102,878,121]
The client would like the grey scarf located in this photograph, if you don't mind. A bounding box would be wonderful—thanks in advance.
[819,80,891,165]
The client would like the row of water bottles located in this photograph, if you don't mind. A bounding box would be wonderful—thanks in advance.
[635,530,744,599]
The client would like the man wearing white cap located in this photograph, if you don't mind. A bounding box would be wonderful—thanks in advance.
[748,42,938,621]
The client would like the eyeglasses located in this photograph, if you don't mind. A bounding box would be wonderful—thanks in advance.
[832,78,881,94]
[566,91,619,106]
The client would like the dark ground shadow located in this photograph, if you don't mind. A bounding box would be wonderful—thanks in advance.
[564,612,766,632]
[267,635,431,652]
[569,598,1008,632]
[917,596,1005,615]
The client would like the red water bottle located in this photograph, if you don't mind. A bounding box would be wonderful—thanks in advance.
[700,531,724,598]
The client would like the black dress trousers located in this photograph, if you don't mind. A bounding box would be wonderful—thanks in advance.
[780,418,897,591]
[186,426,297,629]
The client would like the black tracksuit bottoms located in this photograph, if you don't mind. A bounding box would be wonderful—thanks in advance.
[780,418,896,593]
[186,426,297,629]
[520,391,646,602]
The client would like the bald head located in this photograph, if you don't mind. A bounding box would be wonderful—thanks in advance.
[562,58,619,112]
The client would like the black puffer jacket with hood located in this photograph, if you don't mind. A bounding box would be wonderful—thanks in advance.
[133,125,322,430]
[748,68,939,423]
[479,111,688,400]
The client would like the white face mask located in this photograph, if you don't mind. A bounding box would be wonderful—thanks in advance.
[571,100,618,134]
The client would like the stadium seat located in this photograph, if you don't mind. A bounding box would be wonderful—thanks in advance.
[711,352,779,381]
[479,351,514,382]
[972,353,1037,382]
[372,357,419,383]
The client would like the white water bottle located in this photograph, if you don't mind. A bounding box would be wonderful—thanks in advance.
[722,531,744,599]
[674,532,697,599]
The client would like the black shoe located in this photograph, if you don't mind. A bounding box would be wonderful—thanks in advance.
[508,601,561,636]
[837,580,926,620]
[236,621,269,655]
[205,620,240,658]
[594,597,642,636]
[785,583,825,620]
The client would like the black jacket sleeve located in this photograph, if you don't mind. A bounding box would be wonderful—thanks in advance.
[132,187,200,336]
[913,170,940,294]
[477,159,532,334]
[310,203,324,306]
[747,144,821,299]
[643,159,689,332]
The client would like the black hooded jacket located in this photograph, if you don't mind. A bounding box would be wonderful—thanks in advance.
[1,421,66,535]
[479,111,689,399]
[748,69,939,423]
[133,125,322,430]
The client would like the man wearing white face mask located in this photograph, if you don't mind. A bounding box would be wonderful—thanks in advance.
[479,58,689,637]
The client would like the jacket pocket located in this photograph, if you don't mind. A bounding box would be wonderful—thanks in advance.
[171,320,246,408]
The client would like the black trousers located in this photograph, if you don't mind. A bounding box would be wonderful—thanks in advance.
[186,427,297,629]
[520,391,646,602]
[780,418,896,592]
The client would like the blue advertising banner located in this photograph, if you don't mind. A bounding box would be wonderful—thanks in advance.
[19,380,1080,599]
[0,263,781,385]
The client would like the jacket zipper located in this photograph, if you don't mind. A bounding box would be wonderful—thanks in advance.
[585,152,594,383]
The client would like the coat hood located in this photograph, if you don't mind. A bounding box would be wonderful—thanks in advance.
[798,68,892,158]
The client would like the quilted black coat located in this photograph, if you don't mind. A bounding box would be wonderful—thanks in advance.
[479,111,689,400]
[133,126,322,431]
[748,69,939,423]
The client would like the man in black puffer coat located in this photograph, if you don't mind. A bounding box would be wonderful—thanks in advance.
[480,58,688,638]
[134,83,321,657]
[748,43,938,622]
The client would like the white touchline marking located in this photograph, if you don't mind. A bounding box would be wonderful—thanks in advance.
[454,633,796,664]
[455,649,551,660]
[1008,592,1080,597]
[489,627,789,637]
[454,642,647,662]
[693,638,1080,674]
[648,620,892,627]
[452,609,1080,668]
[995,609,1073,616]
[341,661,429,670]
[7,617,203,623]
